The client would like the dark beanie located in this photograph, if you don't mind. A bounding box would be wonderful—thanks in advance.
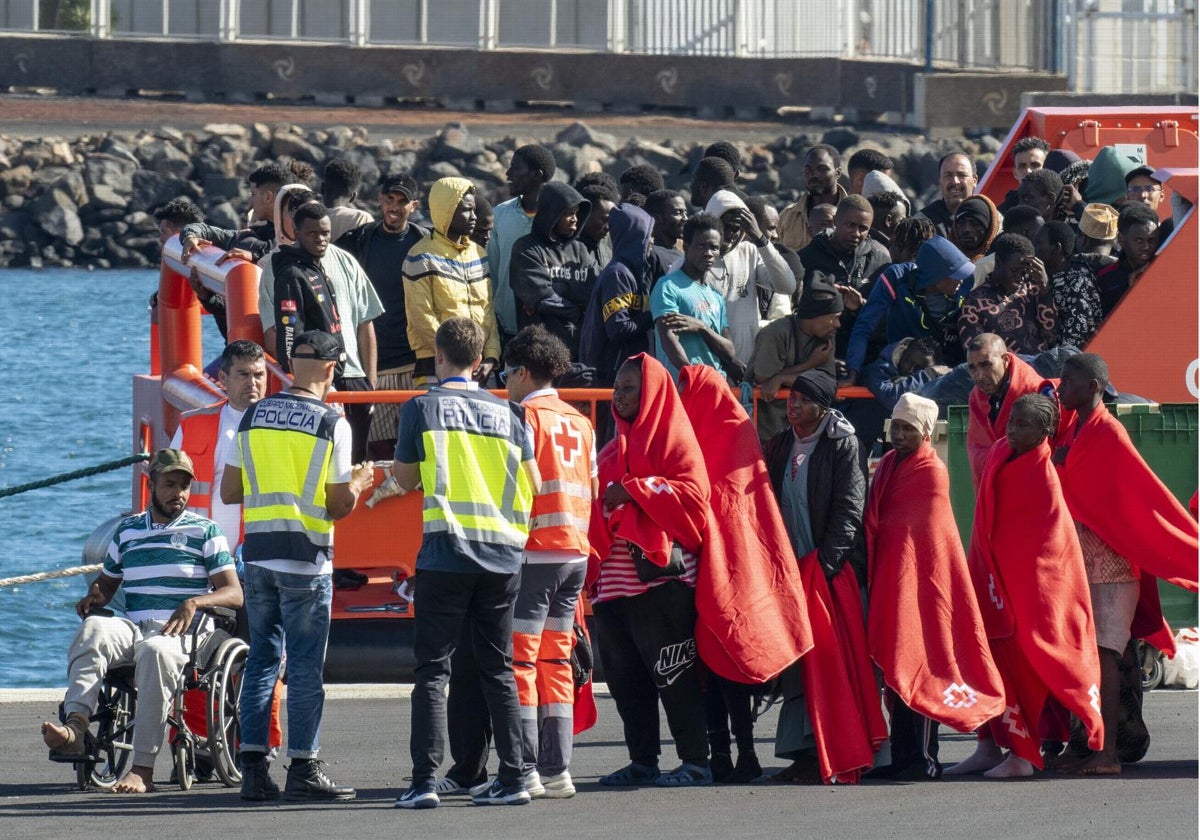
[791,369,837,409]
[795,277,845,319]
[954,196,991,229]
[1044,149,1081,173]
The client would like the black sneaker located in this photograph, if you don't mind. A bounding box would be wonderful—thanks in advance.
[471,778,531,806]
[284,760,356,801]
[240,761,280,801]
[395,778,440,810]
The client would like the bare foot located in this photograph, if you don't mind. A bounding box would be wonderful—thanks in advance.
[1063,752,1121,776]
[41,721,73,750]
[110,766,157,793]
[944,740,1004,775]
[983,753,1034,778]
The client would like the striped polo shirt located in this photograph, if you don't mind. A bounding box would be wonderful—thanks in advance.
[102,510,234,623]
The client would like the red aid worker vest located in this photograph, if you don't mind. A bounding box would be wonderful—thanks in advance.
[524,394,594,555]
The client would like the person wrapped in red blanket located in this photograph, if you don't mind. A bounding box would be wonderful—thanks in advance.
[958,393,1103,778]
[966,333,1067,490]
[865,392,1005,780]
[763,368,886,784]
[1053,353,1199,775]
[587,354,713,788]
[678,363,813,783]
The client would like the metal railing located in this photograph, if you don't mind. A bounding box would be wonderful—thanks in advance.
[0,0,1193,93]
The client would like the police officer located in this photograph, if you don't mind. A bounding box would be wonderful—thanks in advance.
[223,330,375,802]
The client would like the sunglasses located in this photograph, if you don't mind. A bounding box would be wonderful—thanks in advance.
[498,365,522,385]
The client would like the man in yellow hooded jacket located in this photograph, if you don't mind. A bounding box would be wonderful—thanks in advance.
[404,177,502,385]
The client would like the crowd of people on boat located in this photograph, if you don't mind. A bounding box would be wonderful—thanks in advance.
[41,133,1198,805]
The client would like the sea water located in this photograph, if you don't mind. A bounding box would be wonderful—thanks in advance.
[0,269,223,688]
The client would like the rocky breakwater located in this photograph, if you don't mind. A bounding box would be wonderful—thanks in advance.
[0,120,1001,269]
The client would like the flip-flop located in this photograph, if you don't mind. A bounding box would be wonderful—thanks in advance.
[599,762,660,786]
[655,763,713,787]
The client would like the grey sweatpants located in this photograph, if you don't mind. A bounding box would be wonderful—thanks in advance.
[62,614,212,768]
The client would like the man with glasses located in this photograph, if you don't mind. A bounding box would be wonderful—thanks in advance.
[1123,166,1173,246]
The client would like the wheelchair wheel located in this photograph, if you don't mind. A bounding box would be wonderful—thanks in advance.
[174,739,195,791]
[207,638,248,787]
[82,681,136,790]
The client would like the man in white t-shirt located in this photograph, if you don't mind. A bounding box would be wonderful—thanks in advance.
[171,340,267,550]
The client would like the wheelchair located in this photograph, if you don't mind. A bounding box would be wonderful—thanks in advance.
[50,607,248,791]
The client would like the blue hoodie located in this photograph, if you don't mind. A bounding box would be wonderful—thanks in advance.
[578,204,654,386]
[845,236,974,375]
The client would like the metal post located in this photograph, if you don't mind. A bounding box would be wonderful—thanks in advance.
[218,0,238,42]
[349,0,366,45]
[91,0,111,37]
[923,0,934,71]
[607,0,627,53]
[162,0,169,36]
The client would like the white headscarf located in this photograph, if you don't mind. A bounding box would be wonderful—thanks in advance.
[892,392,939,438]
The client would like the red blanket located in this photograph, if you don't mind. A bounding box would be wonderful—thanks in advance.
[969,438,1103,765]
[967,353,1069,490]
[571,599,598,735]
[588,353,710,584]
[1056,407,1199,656]
[797,555,887,784]
[865,445,1005,732]
[677,365,813,684]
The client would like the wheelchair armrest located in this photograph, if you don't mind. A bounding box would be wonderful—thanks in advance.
[199,606,238,635]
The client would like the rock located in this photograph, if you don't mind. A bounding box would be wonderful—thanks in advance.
[820,127,860,152]
[270,131,323,164]
[379,152,419,181]
[777,155,808,191]
[0,208,31,239]
[432,123,484,162]
[745,168,781,194]
[155,127,185,143]
[98,135,139,164]
[148,142,194,179]
[0,165,34,198]
[98,220,129,237]
[621,139,687,174]
[423,161,462,180]
[205,201,243,230]
[464,156,507,186]
[83,153,138,195]
[249,123,273,150]
[89,184,128,211]
[49,140,75,166]
[49,169,89,208]
[556,121,617,153]
[978,134,1002,154]
[203,175,243,201]
[203,123,247,139]
[34,188,84,245]
[130,170,197,213]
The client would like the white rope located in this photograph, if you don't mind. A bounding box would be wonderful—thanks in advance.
[0,564,101,589]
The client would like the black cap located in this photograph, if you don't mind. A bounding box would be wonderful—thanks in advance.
[292,330,345,362]
[380,172,419,198]
[1124,165,1158,184]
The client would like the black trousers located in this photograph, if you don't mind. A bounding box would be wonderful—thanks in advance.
[441,622,493,787]
[886,689,941,778]
[410,569,524,786]
[592,581,709,766]
[706,675,757,757]
[334,375,372,463]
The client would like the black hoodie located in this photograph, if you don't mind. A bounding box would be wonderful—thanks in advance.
[271,244,345,375]
[508,182,597,359]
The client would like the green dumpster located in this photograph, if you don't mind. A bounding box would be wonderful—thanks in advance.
[945,403,1198,629]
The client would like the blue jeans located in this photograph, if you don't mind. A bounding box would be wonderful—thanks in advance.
[240,564,332,759]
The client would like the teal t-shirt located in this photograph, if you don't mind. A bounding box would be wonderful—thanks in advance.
[649,267,728,381]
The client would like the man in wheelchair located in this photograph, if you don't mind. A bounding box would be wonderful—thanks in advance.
[40,448,243,793]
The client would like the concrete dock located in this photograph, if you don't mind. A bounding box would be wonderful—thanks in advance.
[3,687,1196,840]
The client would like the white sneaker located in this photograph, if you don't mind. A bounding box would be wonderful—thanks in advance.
[524,769,545,799]
[540,770,576,799]
[432,776,466,795]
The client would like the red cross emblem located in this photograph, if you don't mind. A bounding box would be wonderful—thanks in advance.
[551,417,581,467]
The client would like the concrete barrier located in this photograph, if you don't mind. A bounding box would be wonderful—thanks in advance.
[0,35,1067,131]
